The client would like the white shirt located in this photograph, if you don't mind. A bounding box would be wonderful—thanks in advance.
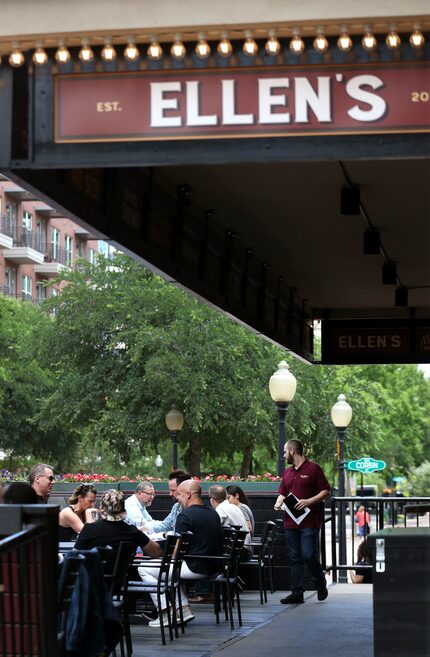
[215,500,251,548]
[125,493,154,527]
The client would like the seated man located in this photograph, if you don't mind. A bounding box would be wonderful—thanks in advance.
[29,463,55,503]
[124,481,155,528]
[150,470,192,534]
[209,485,251,561]
[75,489,161,558]
[138,480,223,627]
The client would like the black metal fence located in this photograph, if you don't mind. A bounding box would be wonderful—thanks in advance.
[325,496,430,582]
[0,505,59,657]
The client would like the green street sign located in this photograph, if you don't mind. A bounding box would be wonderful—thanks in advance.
[346,457,386,474]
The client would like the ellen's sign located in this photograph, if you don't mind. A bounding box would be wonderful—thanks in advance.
[54,63,429,143]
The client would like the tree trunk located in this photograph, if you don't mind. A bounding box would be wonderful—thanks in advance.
[240,442,254,478]
[187,433,202,476]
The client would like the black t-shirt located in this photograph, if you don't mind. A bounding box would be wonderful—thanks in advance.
[175,504,223,574]
[74,519,150,551]
[355,560,373,583]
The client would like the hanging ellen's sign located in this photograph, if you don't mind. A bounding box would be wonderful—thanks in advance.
[54,63,430,143]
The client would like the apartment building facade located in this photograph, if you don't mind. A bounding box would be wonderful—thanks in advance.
[0,176,110,304]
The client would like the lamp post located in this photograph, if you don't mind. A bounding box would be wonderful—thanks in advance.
[269,361,297,477]
[155,454,163,476]
[331,393,353,584]
[165,406,184,470]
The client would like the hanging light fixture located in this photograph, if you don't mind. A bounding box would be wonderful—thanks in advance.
[337,28,353,53]
[195,34,211,59]
[409,28,425,49]
[313,30,329,53]
[147,39,163,60]
[386,29,401,50]
[124,38,140,61]
[243,32,258,56]
[361,29,378,52]
[101,38,117,62]
[171,36,186,60]
[265,31,281,56]
[55,42,71,64]
[32,42,48,65]
[79,39,94,62]
[217,33,233,58]
[9,43,25,67]
[289,31,305,55]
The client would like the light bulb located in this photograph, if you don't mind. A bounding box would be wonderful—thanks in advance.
[217,37,233,57]
[32,47,48,65]
[409,29,425,49]
[386,30,401,50]
[171,39,186,60]
[337,32,353,52]
[79,43,94,62]
[124,41,140,61]
[195,38,211,59]
[243,36,258,57]
[313,33,329,53]
[9,46,25,67]
[289,34,305,55]
[147,41,163,60]
[101,41,117,62]
[55,45,71,64]
[265,35,280,56]
[361,32,377,52]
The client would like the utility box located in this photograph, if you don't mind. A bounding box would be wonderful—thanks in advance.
[368,527,430,657]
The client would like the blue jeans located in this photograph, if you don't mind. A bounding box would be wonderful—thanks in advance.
[284,528,325,594]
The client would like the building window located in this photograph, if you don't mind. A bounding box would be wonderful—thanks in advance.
[88,248,97,264]
[36,282,47,302]
[5,268,16,295]
[76,241,84,259]
[22,275,32,299]
[51,227,60,259]
[36,216,47,252]
[22,211,33,231]
[64,234,73,265]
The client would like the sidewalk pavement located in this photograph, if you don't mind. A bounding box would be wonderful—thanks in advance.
[211,583,373,657]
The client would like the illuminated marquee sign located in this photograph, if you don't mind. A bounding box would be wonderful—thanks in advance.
[321,320,430,364]
[54,63,429,143]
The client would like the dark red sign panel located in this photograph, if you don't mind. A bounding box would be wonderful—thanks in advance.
[54,63,430,143]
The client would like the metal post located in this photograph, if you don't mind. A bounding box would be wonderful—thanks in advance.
[276,402,288,478]
[170,430,179,470]
[337,427,348,583]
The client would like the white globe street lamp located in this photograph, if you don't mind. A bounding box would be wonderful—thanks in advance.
[165,406,184,470]
[269,361,297,476]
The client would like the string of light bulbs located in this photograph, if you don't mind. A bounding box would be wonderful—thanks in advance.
[2,27,426,68]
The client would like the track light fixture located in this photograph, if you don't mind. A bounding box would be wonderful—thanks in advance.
[290,32,305,55]
[55,43,71,64]
[101,39,117,62]
[147,39,163,60]
[341,186,360,215]
[395,288,408,307]
[409,29,425,49]
[382,263,397,285]
[313,31,329,53]
[337,29,353,53]
[217,35,233,58]
[124,39,140,61]
[243,33,258,57]
[386,29,401,50]
[363,230,380,255]
[79,40,94,62]
[32,44,48,66]
[195,35,211,59]
[9,43,25,67]
[265,32,281,56]
[171,36,186,60]
[361,30,378,52]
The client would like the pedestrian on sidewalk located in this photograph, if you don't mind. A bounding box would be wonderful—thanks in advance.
[355,505,370,538]
[274,439,330,604]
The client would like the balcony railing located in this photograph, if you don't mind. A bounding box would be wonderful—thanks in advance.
[0,214,14,238]
[42,244,72,266]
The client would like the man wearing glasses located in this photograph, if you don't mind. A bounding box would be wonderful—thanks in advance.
[29,463,55,503]
[125,481,156,528]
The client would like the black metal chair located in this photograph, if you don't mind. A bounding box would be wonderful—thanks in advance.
[104,542,137,657]
[169,531,193,636]
[128,534,179,645]
[241,520,277,604]
[57,553,86,657]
